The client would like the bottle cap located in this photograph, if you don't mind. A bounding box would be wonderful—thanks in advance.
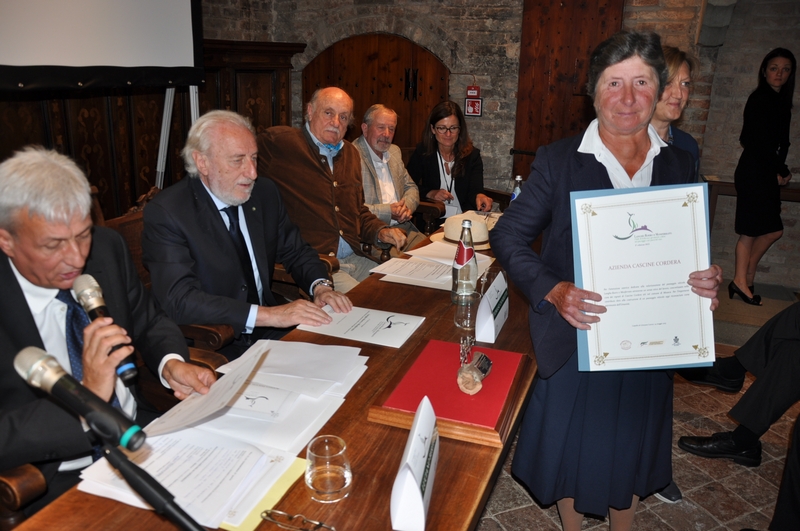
[462,220,472,228]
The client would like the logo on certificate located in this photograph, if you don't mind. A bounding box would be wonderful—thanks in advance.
[613,212,652,240]
[620,340,631,350]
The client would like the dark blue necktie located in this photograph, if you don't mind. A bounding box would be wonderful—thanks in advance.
[221,206,260,305]
[56,289,92,382]
[57,289,120,460]
[56,289,121,407]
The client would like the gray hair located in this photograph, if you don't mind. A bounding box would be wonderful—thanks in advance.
[586,31,667,100]
[0,146,91,230]
[182,110,255,177]
[363,104,397,125]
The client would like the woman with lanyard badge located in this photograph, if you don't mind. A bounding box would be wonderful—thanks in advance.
[407,101,493,218]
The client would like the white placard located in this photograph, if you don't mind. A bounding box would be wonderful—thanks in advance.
[475,271,509,343]
[390,397,439,531]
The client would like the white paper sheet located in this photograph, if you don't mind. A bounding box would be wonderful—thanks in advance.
[405,241,494,268]
[297,306,424,348]
[145,347,266,436]
[79,430,272,528]
[369,258,451,280]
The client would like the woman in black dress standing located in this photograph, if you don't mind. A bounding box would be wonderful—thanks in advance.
[731,48,795,305]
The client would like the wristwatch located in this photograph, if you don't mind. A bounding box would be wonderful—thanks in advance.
[311,279,335,299]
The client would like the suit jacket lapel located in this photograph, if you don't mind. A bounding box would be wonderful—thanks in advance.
[0,255,46,351]
[355,137,381,201]
[188,177,240,257]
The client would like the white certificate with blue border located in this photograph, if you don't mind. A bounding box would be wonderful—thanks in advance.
[571,183,715,371]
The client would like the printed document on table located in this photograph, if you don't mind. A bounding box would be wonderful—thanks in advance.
[373,242,494,291]
[297,305,424,348]
[370,257,451,280]
[79,429,277,528]
[571,183,715,371]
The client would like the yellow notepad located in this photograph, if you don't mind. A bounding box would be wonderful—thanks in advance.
[220,457,306,531]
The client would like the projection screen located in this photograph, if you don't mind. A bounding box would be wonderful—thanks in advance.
[0,0,204,91]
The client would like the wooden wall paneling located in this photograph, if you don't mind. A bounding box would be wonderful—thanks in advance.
[129,90,167,199]
[0,99,50,162]
[236,71,275,135]
[1,41,305,218]
[410,40,451,155]
[512,0,625,178]
[64,95,122,216]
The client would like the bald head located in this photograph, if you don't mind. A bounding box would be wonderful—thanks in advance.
[306,87,354,145]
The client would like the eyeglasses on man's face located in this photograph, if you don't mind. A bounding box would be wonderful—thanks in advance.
[434,125,460,134]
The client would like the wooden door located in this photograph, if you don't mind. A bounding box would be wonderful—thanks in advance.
[512,0,625,178]
[303,34,449,161]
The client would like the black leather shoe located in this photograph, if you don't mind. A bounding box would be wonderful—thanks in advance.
[677,366,744,393]
[678,431,762,467]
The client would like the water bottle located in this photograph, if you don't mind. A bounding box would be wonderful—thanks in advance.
[452,220,478,304]
[511,175,523,201]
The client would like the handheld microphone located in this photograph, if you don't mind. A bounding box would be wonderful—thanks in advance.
[73,274,138,386]
[14,347,145,452]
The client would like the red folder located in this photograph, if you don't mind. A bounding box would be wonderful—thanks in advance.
[368,340,527,447]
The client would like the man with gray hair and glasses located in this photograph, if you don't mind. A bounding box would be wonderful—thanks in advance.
[143,110,352,360]
[0,147,216,513]
[354,104,427,255]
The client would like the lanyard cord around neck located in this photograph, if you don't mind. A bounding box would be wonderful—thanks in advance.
[437,151,455,194]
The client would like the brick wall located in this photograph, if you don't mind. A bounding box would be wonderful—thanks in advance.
[202,0,800,289]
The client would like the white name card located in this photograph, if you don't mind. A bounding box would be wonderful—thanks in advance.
[475,271,509,343]
[390,396,440,531]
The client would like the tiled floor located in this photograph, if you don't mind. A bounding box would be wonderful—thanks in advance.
[477,286,799,530]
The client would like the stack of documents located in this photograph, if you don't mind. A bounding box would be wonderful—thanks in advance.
[371,241,494,291]
[79,340,367,529]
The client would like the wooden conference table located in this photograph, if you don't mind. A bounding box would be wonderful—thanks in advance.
[20,257,537,531]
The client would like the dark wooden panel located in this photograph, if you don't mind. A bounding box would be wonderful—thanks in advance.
[236,72,275,135]
[0,101,50,162]
[64,96,121,215]
[0,40,305,220]
[512,0,625,178]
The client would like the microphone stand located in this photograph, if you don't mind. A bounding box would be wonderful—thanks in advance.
[101,444,205,531]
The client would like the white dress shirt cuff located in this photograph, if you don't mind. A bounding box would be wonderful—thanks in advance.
[158,354,187,388]
[245,304,258,334]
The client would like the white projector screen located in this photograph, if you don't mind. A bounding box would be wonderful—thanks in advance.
[0,0,203,91]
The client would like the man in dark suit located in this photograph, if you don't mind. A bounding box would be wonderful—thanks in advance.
[678,302,800,468]
[0,147,215,513]
[142,110,352,359]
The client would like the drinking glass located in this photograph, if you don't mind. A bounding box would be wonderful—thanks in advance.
[454,292,481,330]
[305,435,352,503]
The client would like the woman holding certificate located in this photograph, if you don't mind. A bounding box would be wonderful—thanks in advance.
[491,32,722,531]
[731,48,795,305]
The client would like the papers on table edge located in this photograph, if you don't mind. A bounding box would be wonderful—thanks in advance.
[80,340,367,530]
[376,242,494,291]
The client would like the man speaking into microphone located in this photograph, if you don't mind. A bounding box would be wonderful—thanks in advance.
[0,147,216,514]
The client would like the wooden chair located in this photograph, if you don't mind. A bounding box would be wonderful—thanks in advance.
[413,200,447,235]
[0,465,45,531]
[482,188,513,212]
